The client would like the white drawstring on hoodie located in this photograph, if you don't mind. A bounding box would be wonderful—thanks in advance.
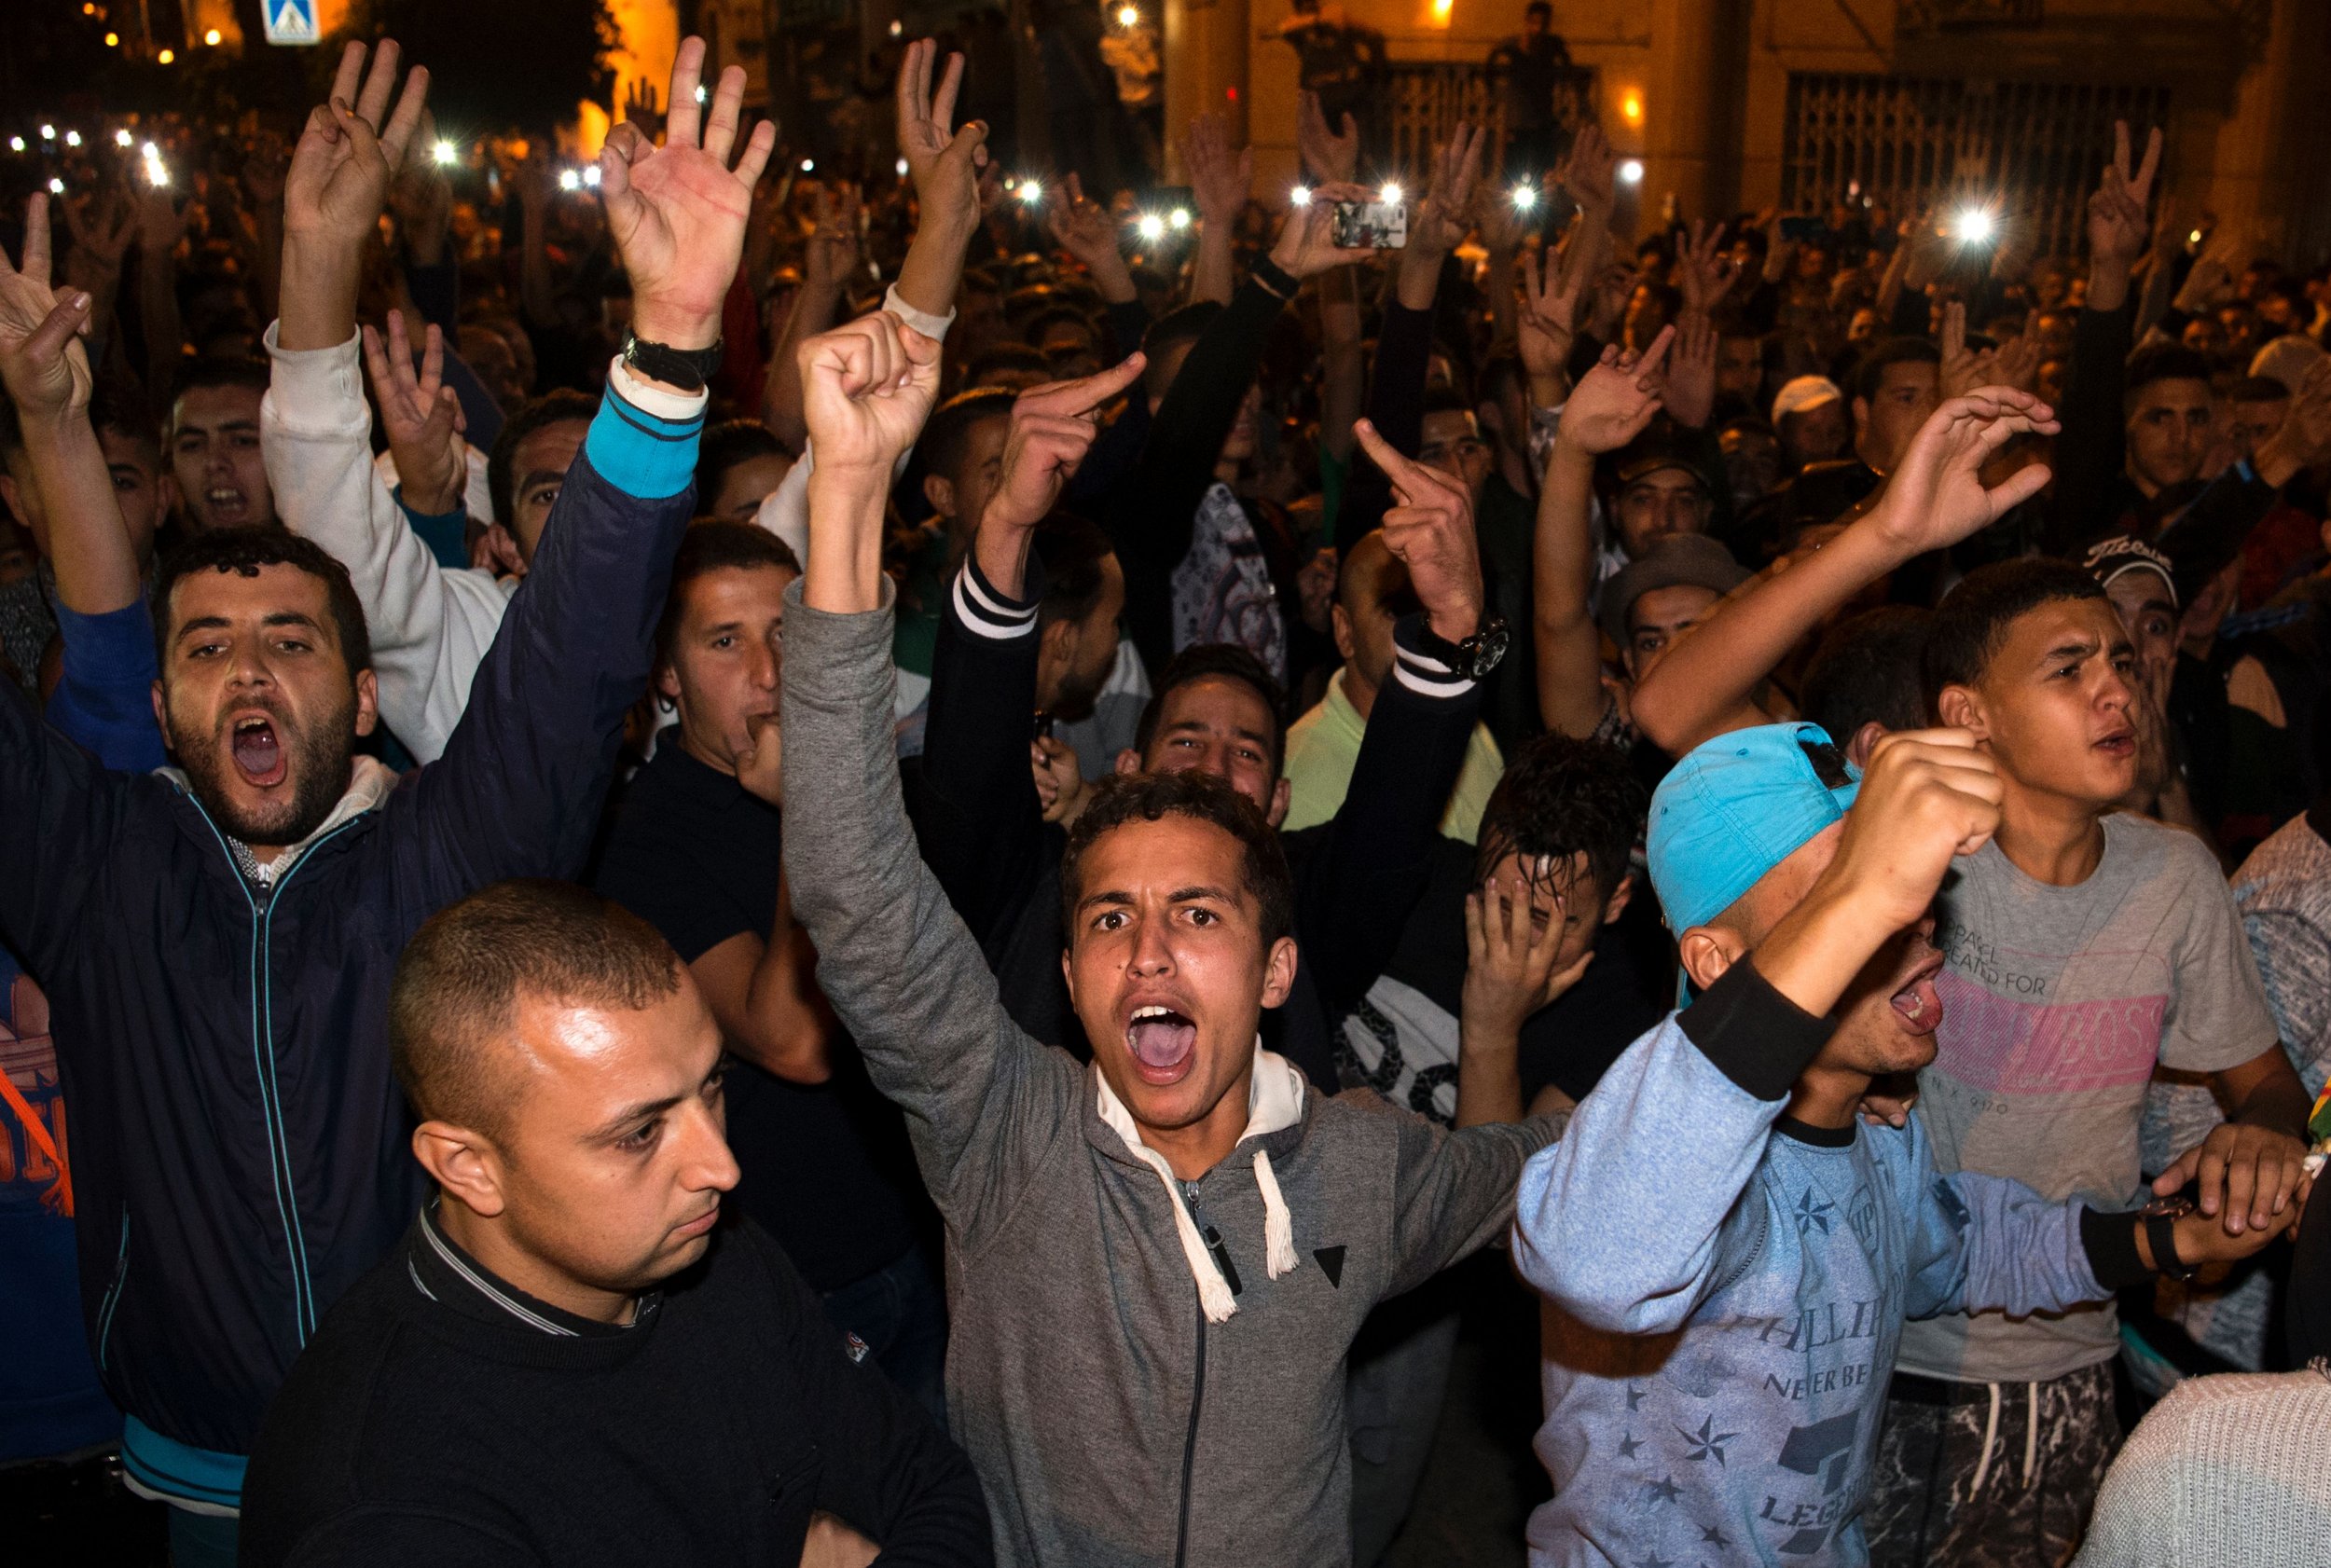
[1095,1044,1306,1324]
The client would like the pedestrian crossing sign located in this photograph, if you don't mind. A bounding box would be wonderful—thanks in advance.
[265,0,319,46]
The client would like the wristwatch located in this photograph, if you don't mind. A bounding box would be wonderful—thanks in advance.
[620,331,725,394]
[2143,1195,2200,1283]
[1418,614,1510,681]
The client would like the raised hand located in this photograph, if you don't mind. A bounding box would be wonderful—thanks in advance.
[0,195,96,424]
[1517,243,1583,385]
[1352,417,1485,642]
[1663,311,1717,430]
[1676,218,1738,316]
[1410,122,1487,258]
[798,310,944,479]
[284,39,430,248]
[2088,119,2162,270]
[1556,326,1675,455]
[362,310,466,517]
[1182,113,1252,227]
[599,35,778,351]
[1268,180,1383,280]
[1553,123,1615,217]
[1871,389,2059,557]
[1032,735,1089,826]
[803,183,864,294]
[62,183,136,275]
[1045,172,1132,291]
[896,38,986,232]
[983,352,1149,536]
[1826,729,2004,933]
[1296,90,1359,185]
[621,77,667,144]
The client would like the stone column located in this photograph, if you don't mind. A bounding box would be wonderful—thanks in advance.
[1641,0,1749,225]
[1163,0,1249,180]
[2205,0,2331,268]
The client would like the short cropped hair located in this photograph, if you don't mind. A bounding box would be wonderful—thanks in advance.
[694,420,788,508]
[1802,607,1933,740]
[390,880,683,1135]
[1920,558,2104,714]
[1133,642,1289,771]
[2125,344,2214,404]
[1060,772,1295,947]
[488,389,598,527]
[1474,736,1647,904]
[1852,337,1942,404]
[152,526,372,674]
[1032,512,1115,632]
[656,520,800,667]
[171,355,271,406]
[914,388,1015,489]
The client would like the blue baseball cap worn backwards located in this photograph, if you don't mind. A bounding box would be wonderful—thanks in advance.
[1648,722,1861,934]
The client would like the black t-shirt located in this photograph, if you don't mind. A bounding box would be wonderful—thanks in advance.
[594,742,930,1291]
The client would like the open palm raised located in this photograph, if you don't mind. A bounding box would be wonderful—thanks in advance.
[599,36,777,350]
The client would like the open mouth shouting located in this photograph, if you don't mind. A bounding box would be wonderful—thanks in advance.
[229,711,289,789]
[204,487,255,526]
[1125,1001,1200,1087]
[2093,724,2135,761]
[1888,949,1946,1038]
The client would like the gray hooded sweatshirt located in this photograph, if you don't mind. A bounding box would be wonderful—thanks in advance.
[780,585,1565,1568]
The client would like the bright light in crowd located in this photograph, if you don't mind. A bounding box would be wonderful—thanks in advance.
[40,125,55,141]
[895,156,909,177]
[1618,159,1644,186]
[1379,183,1402,204]
[48,178,64,195]
[434,139,458,166]
[558,169,581,192]
[800,157,815,172]
[7,138,23,153]
[65,131,83,147]
[116,129,133,147]
[205,28,223,45]
[144,156,170,188]
[2189,228,2203,244]
[1018,179,1043,204]
[158,48,174,63]
[1430,0,1453,19]
[1290,186,1312,208]
[889,20,903,35]
[105,32,118,46]
[1621,89,1644,126]
[581,164,602,187]
[141,141,158,160]
[694,86,709,104]
[1168,207,1191,230]
[1116,5,1140,24]
[1510,183,1537,211]
[1952,207,1994,244]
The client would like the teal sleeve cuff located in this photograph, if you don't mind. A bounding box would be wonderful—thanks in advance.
[395,486,472,569]
[585,385,705,502]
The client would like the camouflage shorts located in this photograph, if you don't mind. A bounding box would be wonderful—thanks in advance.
[1862,1362,2119,1568]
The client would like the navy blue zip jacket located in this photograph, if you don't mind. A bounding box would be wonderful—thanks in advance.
[0,379,703,1494]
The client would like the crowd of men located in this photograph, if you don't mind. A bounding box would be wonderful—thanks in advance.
[5,21,2331,1568]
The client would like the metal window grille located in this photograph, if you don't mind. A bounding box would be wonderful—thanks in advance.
[1383,62,1597,180]
[1781,74,2172,258]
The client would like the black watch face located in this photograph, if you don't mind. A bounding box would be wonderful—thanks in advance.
[1465,621,1510,678]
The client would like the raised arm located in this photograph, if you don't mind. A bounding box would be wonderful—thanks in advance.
[0,194,163,770]
[2045,122,2159,556]
[892,39,988,327]
[1631,389,2060,756]
[786,309,1079,1234]
[1519,730,2007,1327]
[1530,329,1666,738]
[763,186,862,451]
[405,37,769,886]
[1182,113,1251,308]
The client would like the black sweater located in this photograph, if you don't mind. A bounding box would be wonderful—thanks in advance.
[238,1213,990,1568]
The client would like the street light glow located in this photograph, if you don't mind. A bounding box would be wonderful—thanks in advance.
[558,169,581,192]
[1510,183,1538,211]
[7,138,24,153]
[158,48,174,63]
[205,28,223,45]
[1618,159,1644,186]
[1168,207,1192,229]
[116,129,133,147]
[1116,5,1140,25]
[1138,213,1166,241]
[433,139,458,166]
[800,158,815,172]
[40,125,55,141]
[581,163,602,187]
[1018,178,1043,204]
[48,178,64,195]
[1952,207,1994,244]
[65,131,83,147]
